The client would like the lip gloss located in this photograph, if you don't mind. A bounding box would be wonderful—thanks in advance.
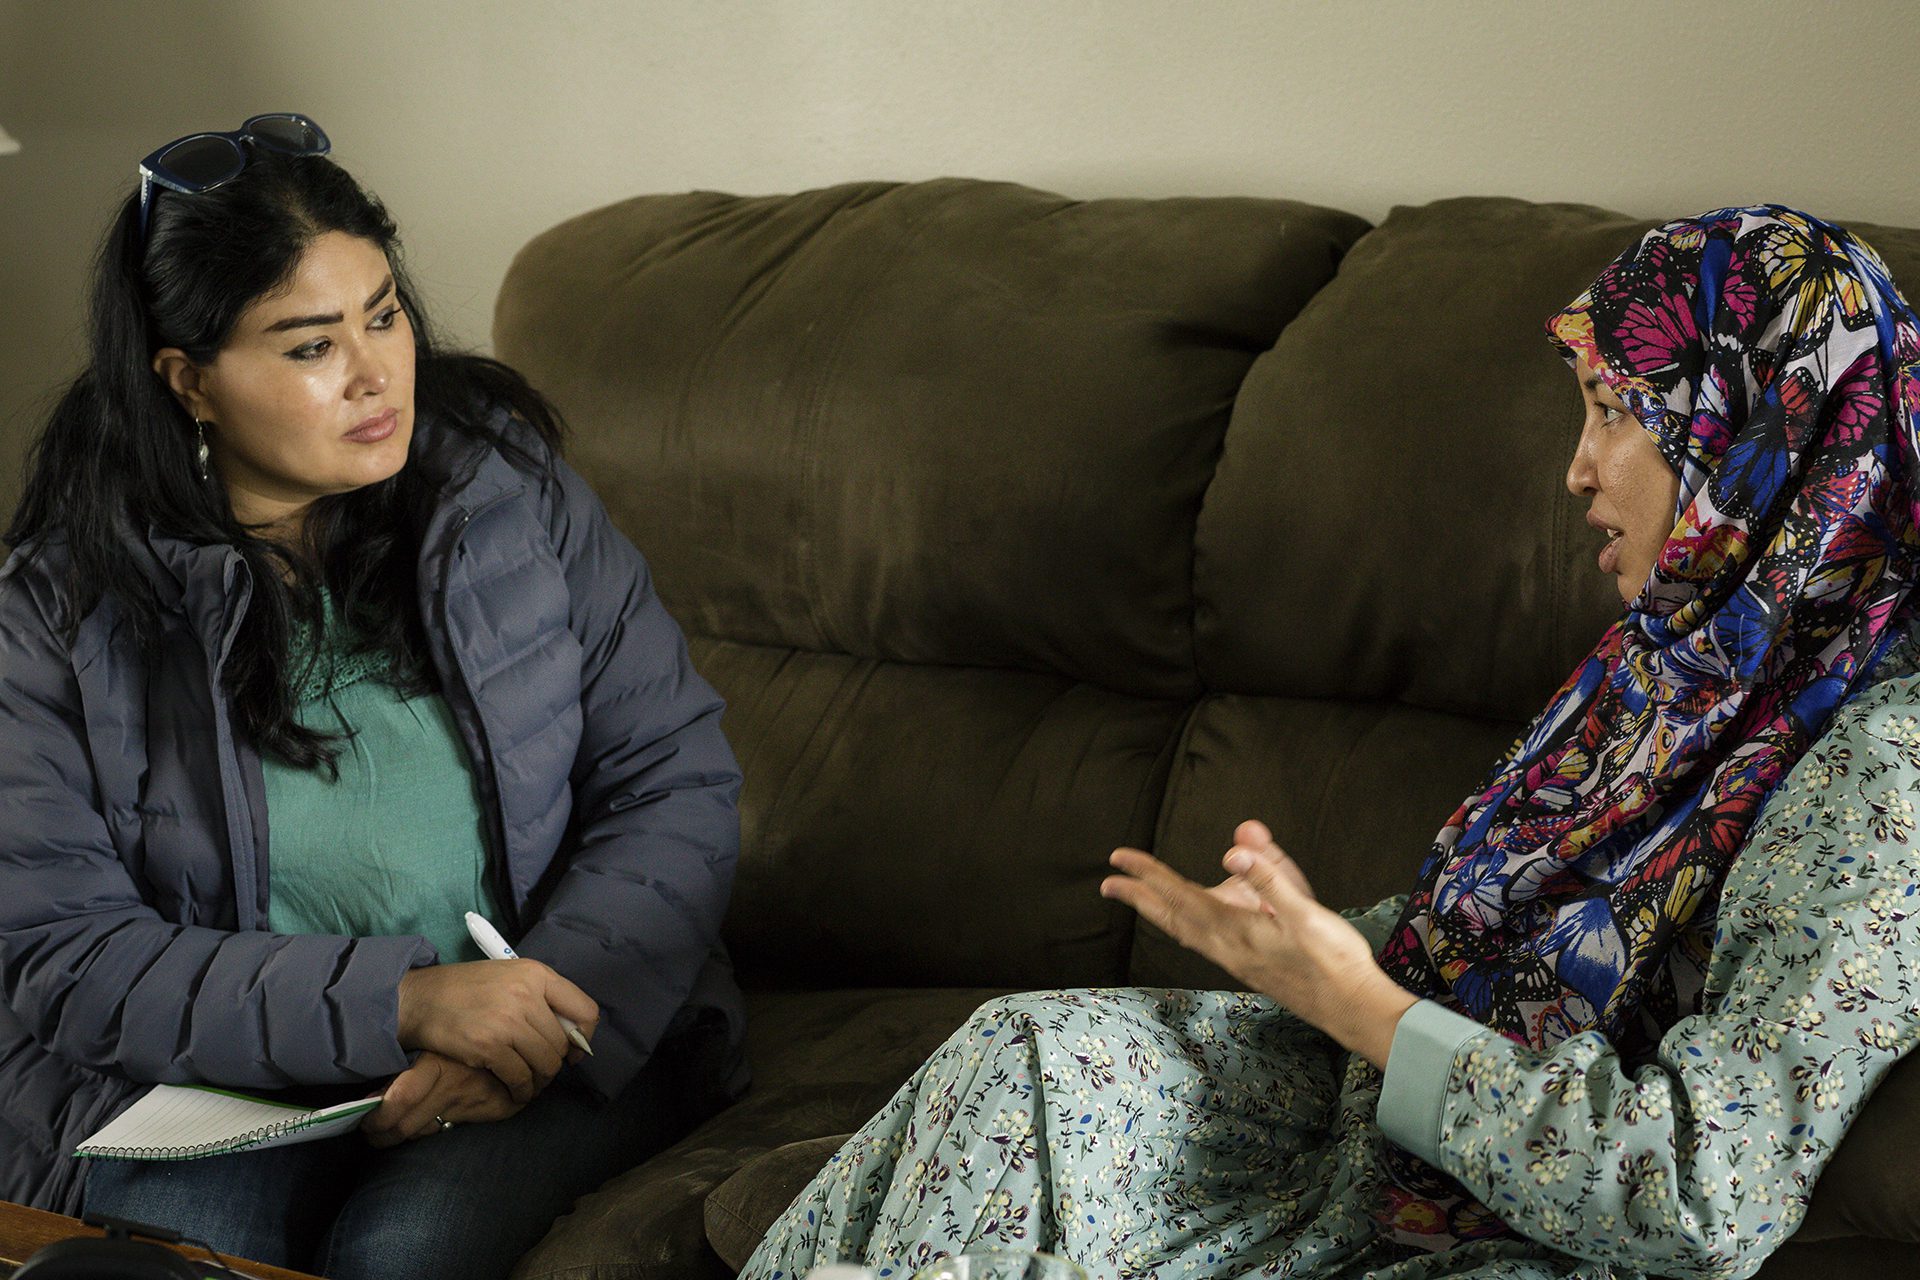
[345,408,398,443]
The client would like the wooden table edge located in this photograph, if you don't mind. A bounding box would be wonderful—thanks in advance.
[0,1199,320,1278]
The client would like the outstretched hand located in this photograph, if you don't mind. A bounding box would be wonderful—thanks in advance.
[1100,820,1417,1069]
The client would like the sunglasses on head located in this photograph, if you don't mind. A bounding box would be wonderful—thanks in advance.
[137,112,330,241]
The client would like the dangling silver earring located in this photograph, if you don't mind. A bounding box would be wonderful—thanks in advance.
[193,419,211,481]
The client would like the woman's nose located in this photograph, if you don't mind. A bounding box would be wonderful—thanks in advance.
[1566,425,1598,497]
[349,345,390,398]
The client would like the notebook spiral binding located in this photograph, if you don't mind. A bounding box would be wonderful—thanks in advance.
[80,1118,307,1160]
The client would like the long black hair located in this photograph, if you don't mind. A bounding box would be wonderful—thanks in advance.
[7,150,565,772]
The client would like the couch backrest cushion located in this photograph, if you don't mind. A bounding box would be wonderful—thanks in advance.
[1195,197,1648,719]
[688,636,1184,987]
[496,179,1369,701]
[497,179,1371,986]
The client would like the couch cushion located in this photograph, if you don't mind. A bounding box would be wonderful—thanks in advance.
[705,1135,851,1272]
[1195,196,1644,719]
[1792,1047,1920,1243]
[736,986,1012,1088]
[1131,694,1520,986]
[1753,1235,1920,1279]
[497,178,1369,700]
[513,988,1006,1280]
[692,637,1184,988]
[510,1082,867,1280]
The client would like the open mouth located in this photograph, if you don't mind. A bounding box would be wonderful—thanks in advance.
[1598,526,1625,574]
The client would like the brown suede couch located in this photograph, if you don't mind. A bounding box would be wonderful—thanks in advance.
[490,181,1920,1280]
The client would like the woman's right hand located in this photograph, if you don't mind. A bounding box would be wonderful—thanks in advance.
[395,959,599,1102]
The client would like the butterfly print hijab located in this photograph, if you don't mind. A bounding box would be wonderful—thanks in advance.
[1372,207,1920,1248]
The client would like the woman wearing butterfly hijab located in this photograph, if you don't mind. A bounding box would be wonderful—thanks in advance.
[740,206,1920,1280]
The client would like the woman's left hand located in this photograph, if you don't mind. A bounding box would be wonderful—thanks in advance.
[363,1050,526,1148]
[1100,820,1418,1069]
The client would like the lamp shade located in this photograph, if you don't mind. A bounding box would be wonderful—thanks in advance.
[0,125,18,155]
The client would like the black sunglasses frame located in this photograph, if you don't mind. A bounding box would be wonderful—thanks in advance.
[136,112,331,241]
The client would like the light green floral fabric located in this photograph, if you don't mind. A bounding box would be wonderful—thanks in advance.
[739,632,1920,1280]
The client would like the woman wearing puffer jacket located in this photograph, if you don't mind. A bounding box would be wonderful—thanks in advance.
[0,114,744,1280]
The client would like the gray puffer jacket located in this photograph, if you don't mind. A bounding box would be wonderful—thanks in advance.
[0,409,746,1213]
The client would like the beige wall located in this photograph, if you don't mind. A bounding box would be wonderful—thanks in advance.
[2,0,1917,522]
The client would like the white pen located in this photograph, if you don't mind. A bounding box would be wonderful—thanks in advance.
[463,911,595,1057]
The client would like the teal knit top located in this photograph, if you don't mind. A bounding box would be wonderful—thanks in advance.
[262,596,499,964]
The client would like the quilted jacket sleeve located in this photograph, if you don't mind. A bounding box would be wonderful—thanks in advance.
[1375,659,1920,1280]
[0,557,432,1089]
[514,451,743,1097]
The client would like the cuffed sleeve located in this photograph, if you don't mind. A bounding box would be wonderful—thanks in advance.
[1377,998,1488,1166]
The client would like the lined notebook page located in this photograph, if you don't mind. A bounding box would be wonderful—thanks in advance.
[75,1084,381,1160]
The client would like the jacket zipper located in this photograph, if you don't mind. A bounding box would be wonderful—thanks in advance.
[437,498,522,935]
[210,554,261,929]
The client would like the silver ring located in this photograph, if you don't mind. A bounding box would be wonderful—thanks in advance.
[434,1114,454,1133]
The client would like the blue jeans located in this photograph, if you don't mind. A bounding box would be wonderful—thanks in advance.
[80,1056,702,1280]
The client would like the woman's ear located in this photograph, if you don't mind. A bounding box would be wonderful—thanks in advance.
[150,348,211,420]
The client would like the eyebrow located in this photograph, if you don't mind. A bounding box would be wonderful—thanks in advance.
[262,276,395,333]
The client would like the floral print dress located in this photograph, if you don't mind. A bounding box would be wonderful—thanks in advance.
[739,629,1920,1280]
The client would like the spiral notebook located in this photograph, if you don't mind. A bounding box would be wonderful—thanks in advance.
[73,1084,382,1161]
